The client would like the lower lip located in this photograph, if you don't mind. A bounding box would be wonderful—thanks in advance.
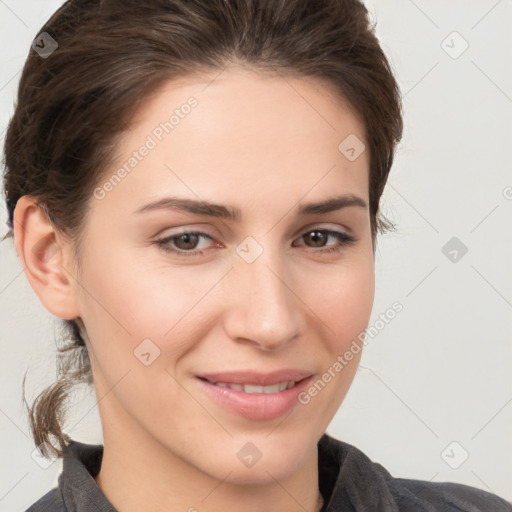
[195,376,313,421]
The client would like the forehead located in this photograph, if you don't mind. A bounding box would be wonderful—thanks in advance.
[96,67,369,217]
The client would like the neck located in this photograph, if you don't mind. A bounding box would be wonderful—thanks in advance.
[93,400,324,512]
[95,434,324,512]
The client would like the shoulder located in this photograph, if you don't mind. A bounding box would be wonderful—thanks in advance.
[319,434,512,511]
[24,487,65,512]
[392,476,512,512]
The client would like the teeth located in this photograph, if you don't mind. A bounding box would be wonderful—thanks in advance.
[213,381,296,393]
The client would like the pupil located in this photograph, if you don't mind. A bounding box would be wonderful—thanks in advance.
[307,231,326,247]
[176,233,198,250]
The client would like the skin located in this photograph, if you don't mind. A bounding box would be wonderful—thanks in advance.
[14,65,375,512]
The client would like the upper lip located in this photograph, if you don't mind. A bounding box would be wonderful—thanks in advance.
[197,369,313,386]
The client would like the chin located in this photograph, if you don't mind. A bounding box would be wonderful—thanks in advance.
[199,441,309,486]
[221,456,303,486]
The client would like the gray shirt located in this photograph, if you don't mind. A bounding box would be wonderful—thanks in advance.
[25,434,512,511]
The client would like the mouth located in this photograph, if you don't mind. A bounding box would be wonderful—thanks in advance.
[197,377,305,394]
[196,369,313,391]
[194,371,314,421]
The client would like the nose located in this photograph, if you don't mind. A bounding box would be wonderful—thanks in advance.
[223,247,307,352]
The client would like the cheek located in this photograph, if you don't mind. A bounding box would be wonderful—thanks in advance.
[79,230,374,365]
[81,238,374,361]
[78,248,228,379]
[293,254,374,430]
[312,252,375,350]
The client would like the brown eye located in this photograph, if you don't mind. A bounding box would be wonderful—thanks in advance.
[155,231,214,256]
[303,230,329,248]
[172,233,202,251]
[154,228,356,258]
[295,229,356,254]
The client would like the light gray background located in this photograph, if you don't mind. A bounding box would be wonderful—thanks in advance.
[1,0,511,510]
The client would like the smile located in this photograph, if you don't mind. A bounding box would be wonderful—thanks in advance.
[211,381,296,393]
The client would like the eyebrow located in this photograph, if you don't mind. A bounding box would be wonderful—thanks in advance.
[133,194,367,221]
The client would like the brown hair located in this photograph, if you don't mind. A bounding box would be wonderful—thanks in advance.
[2,0,403,458]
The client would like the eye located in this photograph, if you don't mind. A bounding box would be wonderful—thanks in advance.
[153,228,357,257]
[293,229,357,254]
[154,231,214,256]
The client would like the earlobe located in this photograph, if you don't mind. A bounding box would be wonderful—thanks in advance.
[13,195,81,321]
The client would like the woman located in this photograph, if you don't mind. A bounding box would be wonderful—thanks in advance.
[3,0,511,510]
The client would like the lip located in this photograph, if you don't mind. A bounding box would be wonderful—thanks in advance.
[197,369,313,386]
[195,371,313,421]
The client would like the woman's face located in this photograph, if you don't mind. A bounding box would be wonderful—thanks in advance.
[72,67,374,483]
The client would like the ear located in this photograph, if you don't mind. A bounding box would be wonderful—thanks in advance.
[13,195,81,320]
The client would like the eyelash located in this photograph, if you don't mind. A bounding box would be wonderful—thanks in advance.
[154,229,357,257]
